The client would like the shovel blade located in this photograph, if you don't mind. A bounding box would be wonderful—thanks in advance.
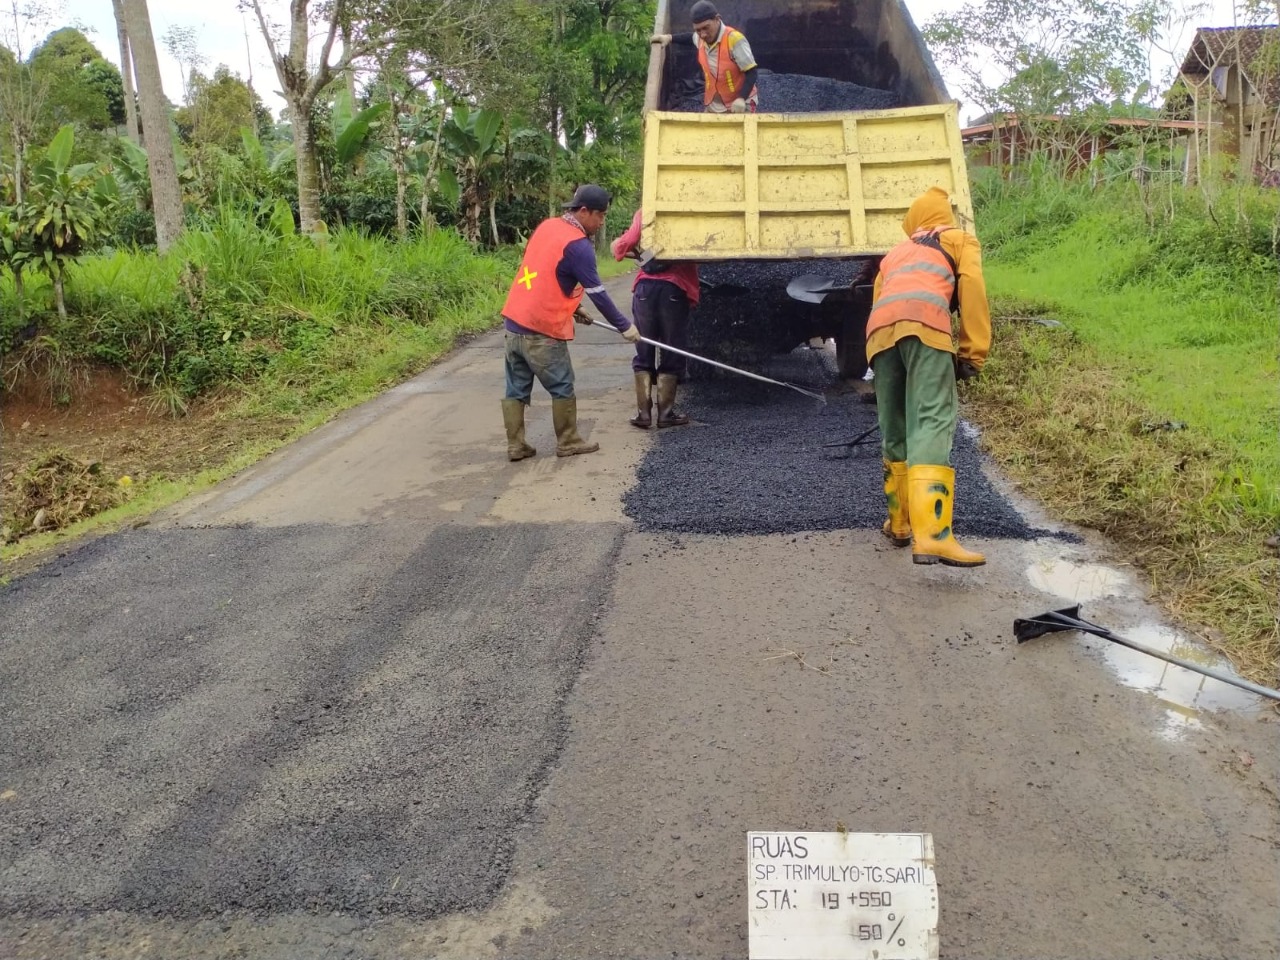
[1014,605,1083,643]
[786,274,839,303]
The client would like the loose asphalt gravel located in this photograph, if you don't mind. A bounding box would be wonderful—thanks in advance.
[623,348,1071,541]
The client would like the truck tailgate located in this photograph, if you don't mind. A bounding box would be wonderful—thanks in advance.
[640,102,973,261]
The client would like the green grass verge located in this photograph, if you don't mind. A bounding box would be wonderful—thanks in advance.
[968,173,1279,681]
[2,219,513,564]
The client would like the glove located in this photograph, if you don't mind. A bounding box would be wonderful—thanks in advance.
[573,309,594,325]
[650,33,672,45]
[955,357,981,381]
[730,98,748,114]
[621,324,642,344]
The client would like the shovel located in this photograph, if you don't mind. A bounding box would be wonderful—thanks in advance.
[1014,605,1280,702]
[786,274,842,304]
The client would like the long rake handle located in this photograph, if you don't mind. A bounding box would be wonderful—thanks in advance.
[1046,612,1280,703]
[589,320,827,404]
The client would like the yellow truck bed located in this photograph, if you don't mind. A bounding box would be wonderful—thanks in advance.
[640,102,974,261]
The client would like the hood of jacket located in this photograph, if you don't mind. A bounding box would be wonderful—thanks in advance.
[901,186,955,235]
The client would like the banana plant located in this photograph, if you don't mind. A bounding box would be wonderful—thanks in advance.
[438,104,505,244]
[331,88,391,168]
[23,126,117,319]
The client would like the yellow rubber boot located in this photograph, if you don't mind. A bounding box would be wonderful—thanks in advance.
[907,464,985,567]
[552,397,600,457]
[501,399,536,461]
[881,460,911,546]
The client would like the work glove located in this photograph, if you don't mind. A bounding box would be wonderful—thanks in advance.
[573,309,594,325]
[730,98,748,114]
[621,324,642,344]
[650,33,672,45]
[954,357,981,381]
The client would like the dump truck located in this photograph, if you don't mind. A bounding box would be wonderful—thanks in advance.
[640,0,974,380]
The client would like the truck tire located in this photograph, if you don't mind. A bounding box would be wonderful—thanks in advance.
[835,311,868,381]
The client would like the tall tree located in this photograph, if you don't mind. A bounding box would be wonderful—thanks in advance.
[120,0,184,250]
[248,0,355,234]
[924,0,1160,117]
[110,0,140,143]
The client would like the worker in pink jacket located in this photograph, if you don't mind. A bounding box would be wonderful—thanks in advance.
[611,209,701,428]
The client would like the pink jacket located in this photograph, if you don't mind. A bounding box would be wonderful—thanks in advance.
[611,210,700,305]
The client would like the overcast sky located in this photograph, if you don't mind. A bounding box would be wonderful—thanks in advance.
[53,0,1252,124]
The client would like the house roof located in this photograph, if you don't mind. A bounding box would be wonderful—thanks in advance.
[960,114,1212,142]
[1177,25,1280,104]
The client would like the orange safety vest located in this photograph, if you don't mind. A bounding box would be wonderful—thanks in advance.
[502,218,586,340]
[866,228,959,339]
[697,25,751,106]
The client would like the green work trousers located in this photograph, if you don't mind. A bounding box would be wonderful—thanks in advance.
[872,335,957,467]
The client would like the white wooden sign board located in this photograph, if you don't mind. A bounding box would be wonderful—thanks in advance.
[747,831,939,960]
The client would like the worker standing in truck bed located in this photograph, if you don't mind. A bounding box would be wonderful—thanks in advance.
[866,186,991,568]
[651,1,759,114]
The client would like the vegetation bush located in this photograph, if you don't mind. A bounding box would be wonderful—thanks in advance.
[1,214,512,402]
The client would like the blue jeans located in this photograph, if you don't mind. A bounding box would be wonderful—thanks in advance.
[504,331,575,402]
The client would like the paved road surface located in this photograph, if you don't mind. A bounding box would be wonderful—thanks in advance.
[3,280,1277,959]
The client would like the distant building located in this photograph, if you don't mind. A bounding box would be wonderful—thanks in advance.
[960,114,1212,183]
[1168,25,1280,184]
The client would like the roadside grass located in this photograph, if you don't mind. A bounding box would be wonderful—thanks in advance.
[1,219,513,554]
[968,173,1279,682]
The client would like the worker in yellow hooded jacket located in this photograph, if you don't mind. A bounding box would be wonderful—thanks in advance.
[865,186,992,567]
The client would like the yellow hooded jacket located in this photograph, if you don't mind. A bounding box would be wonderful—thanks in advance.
[866,186,991,369]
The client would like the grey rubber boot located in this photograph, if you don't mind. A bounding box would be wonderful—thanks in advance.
[630,372,653,429]
[552,397,600,457]
[501,399,536,461]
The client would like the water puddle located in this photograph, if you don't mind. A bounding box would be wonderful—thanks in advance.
[1095,622,1265,740]
[1026,558,1128,603]
[1023,553,1266,739]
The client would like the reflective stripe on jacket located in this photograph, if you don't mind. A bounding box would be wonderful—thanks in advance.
[501,218,585,340]
[866,228,957,340]
[697,25,750,106]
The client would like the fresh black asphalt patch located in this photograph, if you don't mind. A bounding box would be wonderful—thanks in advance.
[0,521,622,920]
[624,349,1072,540]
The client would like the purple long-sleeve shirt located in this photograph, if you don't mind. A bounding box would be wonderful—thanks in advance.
[504,215,632,338]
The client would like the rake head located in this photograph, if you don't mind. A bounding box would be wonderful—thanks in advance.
[1013,605,1085,643]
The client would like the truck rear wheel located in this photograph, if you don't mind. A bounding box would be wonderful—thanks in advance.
[835,311,868,381]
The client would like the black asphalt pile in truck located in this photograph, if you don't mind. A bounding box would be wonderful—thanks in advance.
[671,70,898,374]
[671,69,901,113]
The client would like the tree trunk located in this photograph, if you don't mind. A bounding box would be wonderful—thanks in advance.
[53,268,66,321]
[341,20,358,107]
[13,134,24,204]
[488,195,499,246]
[120,0,183,252]
[394,149,408,239]
[110,0,141,144]
[291,99,325,234]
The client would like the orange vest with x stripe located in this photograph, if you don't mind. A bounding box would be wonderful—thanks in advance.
[502,218,585,340]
